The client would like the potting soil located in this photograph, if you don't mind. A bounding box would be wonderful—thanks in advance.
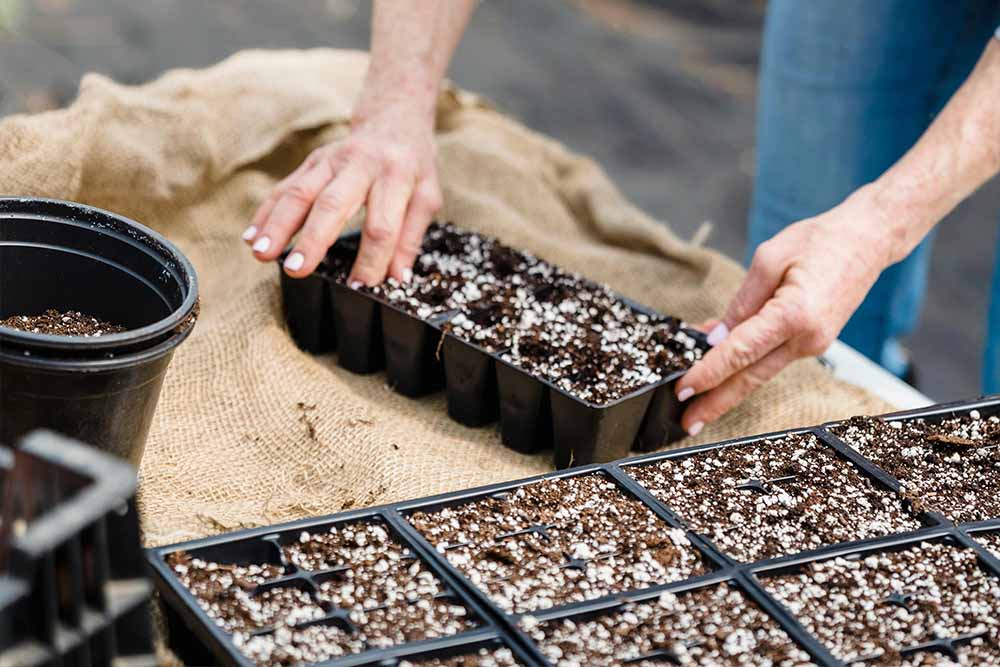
[0,49,891,552]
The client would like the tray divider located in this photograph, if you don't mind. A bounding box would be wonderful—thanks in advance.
[383,509,551,667]
[604,463,736,572]
[734,570,842,667]
[954,527,1000,579]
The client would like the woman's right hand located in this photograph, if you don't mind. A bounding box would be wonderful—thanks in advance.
[675,185,896,435]
[244,98,442,286]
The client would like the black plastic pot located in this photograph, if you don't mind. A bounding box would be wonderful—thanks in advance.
[1,430,155,666]
[150,395,1000,667]
[279,232,705,468]
[0,198,198,463]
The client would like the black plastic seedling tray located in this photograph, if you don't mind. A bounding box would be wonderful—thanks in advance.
[151,395,1000,667]
[1,430,155,667]
[279,231,707,469]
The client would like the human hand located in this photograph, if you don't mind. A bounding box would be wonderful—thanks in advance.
[244,100,442,285]
[675,186,896,436]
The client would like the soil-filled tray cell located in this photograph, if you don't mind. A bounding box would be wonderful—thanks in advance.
[397,646,523,667]
[627,431,922,563]
[522,583,816,667]
[763,540,1000,665]
[829,410,1000,524]
[408,473,707,614]
[166,521,480,666]
[165,554,296,634]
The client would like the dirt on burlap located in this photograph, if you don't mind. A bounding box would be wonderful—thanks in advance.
[0,49,891,549]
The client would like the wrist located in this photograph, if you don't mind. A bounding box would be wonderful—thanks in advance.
[851,181,934,267]
[352,66,440,129]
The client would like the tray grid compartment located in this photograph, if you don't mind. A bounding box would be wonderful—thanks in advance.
[153,396,1000,667]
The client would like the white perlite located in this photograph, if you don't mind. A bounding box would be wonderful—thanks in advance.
[526,584,815,666]
[765,541,1000,664]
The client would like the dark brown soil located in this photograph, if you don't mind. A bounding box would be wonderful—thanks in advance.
[166,521,478,666]
[398,647,521,667]
[408,473,706,614]
[830,412,1000,523]
[764,541,1000,665]
[0,309,126,336]
[628,432,922,562]
[523,583,815,666]
[320,222,703,406]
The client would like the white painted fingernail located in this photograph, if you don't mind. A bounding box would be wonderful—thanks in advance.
[349,280,363,290]
[402,268,413,283]
[252,236,271,253]
[707,322,729,347]
[284,252,305,272]
[688,421,704,437]
[241,225,257,241]
[677,387,695,402]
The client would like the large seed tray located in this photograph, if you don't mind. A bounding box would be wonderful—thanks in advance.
[278,230,708,469]
[1,430,155,667]
[151,395,1000,667]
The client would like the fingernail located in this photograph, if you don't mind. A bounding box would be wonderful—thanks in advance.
[402,268,413,283]
[284,251,305,272]
[241,225,257,241]
[349,280,363,290]
[677,387,695,402]
[707,322,729,347]
[252,236,271,253]
[688,421,704,437]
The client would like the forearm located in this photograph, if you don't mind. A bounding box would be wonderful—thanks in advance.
[869,37,1000,266]
[355,0,477,124]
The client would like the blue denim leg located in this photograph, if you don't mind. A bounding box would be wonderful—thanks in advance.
[750,0,998,371]
[986,225,1000,393]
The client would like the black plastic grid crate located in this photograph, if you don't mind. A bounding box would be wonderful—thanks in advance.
[278,229,708,470]
[152,395,1000,667]
[0,430,155,667]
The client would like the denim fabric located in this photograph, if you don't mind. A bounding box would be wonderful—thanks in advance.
[750,0,1000,383]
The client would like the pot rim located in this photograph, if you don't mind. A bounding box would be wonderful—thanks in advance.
[0,197,199,354]
[0,320,195,372]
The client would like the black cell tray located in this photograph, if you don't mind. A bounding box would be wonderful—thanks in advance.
[151,395,1000,667]
[1,430,155,667]
[279,234,707,469]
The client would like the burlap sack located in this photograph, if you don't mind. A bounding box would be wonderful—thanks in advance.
[0,49,890,547]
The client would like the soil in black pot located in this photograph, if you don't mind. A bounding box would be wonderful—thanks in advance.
[627,432,922,562]
[522,583,815,667]
[830,412,1000,523]
[408,474,706,614]
[398,648,522,667]
[0,309,126,336]
[764,541,1000,665]
[167,521,478,666]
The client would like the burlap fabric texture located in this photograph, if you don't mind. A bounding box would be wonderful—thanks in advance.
[0,49,891,548]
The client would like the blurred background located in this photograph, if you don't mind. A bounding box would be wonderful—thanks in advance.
[1,0,998,401]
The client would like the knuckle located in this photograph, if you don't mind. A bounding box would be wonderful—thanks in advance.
[363,218,396,245]
[417,185,444,213]
[723,337,757,372]
[283,183,314,206]
[398,235,423,258]
[801,325,833,356]
[312,191,345,216]
[752,242,778,269]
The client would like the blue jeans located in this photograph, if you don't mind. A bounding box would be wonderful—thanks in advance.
[750,0,1000,389]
